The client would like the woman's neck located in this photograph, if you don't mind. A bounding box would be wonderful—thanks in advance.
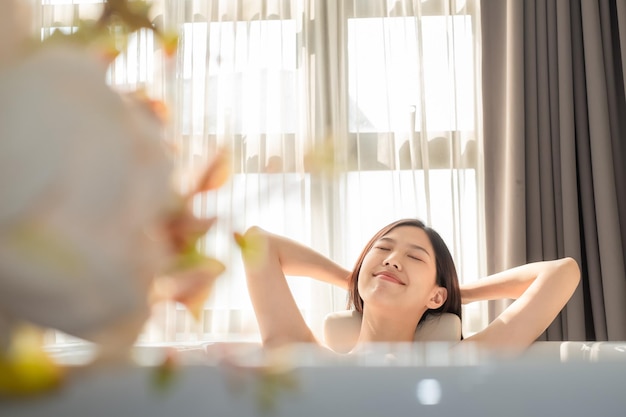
[355,306,423,345]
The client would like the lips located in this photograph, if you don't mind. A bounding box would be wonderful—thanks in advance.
[374,271,405,285]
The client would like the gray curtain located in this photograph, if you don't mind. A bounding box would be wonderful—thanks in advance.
[481,0,626,341]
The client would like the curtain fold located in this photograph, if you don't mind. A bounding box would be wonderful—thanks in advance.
[30,0,484,344]
[482,0,626,341]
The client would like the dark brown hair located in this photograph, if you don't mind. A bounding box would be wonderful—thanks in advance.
[347,218,462,326]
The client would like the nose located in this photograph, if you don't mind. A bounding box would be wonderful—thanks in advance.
[384,255,401,270]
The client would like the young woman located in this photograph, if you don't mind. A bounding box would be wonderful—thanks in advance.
[240,218,580,353]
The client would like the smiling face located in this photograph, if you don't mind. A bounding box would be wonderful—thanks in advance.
[356,225,447,316]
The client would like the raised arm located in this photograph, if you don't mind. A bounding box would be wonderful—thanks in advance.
[240,226,349,348]
[461,257,580,350]
[254,227,351,290]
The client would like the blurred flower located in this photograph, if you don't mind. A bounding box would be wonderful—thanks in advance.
[255,363,299,413]
[127,89,170,124]
[220,346,299,414]
[0,0,228,395]
[155,252,225,321]
[234,229,269,270]
[158,31,179,58]
[41,0,175,61]
[151,347,178,393]
[0,325,64,398]
[190,146,233,197]
[0,43,173,348]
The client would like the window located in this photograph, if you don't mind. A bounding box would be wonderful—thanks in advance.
[342,1,485,334]
[35,0,486,344]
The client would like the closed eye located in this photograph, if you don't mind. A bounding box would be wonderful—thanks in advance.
[408,254,424,262]
[374,246,391,251]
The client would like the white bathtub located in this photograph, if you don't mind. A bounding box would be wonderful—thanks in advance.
[4,341,626,417]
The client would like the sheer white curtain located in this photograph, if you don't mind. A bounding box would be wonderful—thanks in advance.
[33,0,485,344]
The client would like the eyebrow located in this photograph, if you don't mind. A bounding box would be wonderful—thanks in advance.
[378,237,432,258]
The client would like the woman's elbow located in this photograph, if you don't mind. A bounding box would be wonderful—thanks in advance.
[242,226,271,247]
[238,226,273,268]
[558,257,581,291]
[244,225,265,236]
